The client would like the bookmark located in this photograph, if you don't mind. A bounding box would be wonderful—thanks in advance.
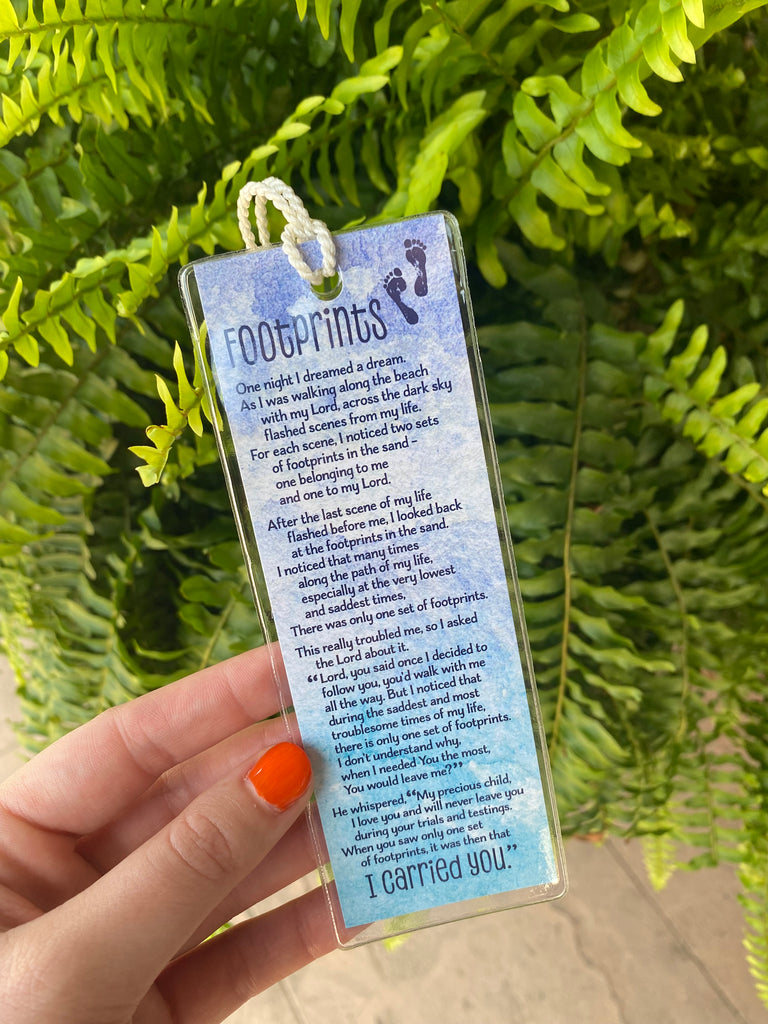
[179,178,566,943]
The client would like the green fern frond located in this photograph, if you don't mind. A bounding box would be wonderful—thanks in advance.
[0,58,399,378]
[129,340,207,486]
[741,857,768,1008]
[738,689,768,1003]
[0,0,235,135]
[642,301,768,498]
[478,245,768,858]
[641,831,679,891]
[0,349,142,556]
[494,0,721,252]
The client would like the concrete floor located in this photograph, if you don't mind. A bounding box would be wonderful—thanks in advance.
[1,657,765,1023]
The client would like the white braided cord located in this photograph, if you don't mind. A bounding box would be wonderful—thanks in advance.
[237,177,337,287]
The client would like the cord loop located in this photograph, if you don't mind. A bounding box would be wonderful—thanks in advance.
[237,177,337,287]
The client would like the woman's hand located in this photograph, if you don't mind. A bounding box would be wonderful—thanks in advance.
[0,645,336,1023]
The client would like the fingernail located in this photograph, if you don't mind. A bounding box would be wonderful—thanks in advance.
[246,742,312,811]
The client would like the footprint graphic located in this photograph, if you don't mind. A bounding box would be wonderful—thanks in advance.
[384,267,419,324]
[404,238,428,297]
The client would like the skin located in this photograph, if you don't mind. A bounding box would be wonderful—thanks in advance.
[0,645,338,1024]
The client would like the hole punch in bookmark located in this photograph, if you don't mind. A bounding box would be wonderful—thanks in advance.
[179,179,567,947]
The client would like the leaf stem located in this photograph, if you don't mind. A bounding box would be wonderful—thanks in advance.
[646,511,690,743]
[198,589,239,671]
[549,314,588,755]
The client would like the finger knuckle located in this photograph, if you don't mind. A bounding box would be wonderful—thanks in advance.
[155,761,194,821]
[168,808,239,882]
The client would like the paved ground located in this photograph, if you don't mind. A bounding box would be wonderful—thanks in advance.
[1,657,765,1023]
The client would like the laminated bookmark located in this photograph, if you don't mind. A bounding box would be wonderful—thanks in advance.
[179,177,567,945]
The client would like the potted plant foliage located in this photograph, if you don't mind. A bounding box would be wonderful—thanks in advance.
[1,0,767,1003]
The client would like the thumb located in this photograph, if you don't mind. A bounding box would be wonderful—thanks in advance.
[11,742,313,1021]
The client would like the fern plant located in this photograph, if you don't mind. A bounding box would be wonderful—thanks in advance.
[2,0,768,1002]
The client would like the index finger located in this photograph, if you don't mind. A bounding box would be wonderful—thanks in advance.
[0,644,297,835]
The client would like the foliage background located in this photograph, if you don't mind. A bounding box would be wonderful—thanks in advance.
[1,0,768,1003]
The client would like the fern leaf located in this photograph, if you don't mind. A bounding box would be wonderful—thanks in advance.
[642,309,768,498]
[128,342,205,486]
[641,832,679,891]
[741,695,768,1007]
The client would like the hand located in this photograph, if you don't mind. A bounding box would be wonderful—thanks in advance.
[0,645,336,1023]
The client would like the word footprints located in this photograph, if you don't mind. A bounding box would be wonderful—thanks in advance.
[384,239,429,323]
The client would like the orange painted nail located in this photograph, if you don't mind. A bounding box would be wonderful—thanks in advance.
[246,742,312,811]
